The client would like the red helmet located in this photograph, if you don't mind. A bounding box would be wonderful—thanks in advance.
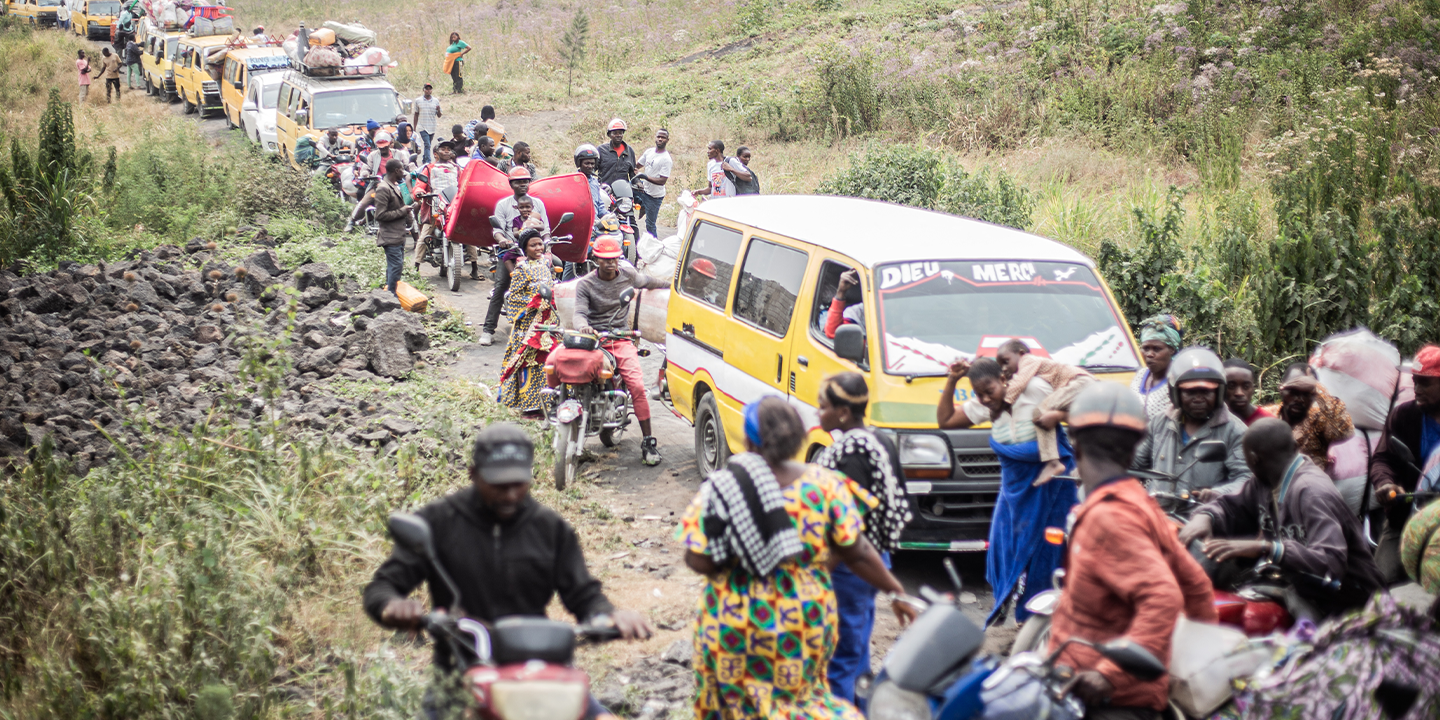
[690,258,717,278]
[592,234,624,259]
[507,165,532,181]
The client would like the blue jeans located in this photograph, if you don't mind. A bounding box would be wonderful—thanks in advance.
[829,551,889,706]
[418,130,434,164]
[636,191,662,238]
[384,244,404,294]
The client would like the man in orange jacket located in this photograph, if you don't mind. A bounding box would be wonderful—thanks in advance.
[1048,383,1217,719]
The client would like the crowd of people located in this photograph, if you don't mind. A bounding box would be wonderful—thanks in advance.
[362,322,1440,719]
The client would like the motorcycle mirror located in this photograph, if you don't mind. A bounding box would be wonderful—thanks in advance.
[1389,435,1417,467]
[388,512,435,561]
[559,212,575,225]
[1096,639,1166,682]
[537,285,554,302]
[1196,440,1228,463]
[489,216,502,229]
[619,287,636,304]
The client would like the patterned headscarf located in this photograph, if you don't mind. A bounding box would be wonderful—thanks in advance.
[1138,314,1184,351]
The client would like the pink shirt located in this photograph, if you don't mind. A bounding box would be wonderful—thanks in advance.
[77,59,91,86]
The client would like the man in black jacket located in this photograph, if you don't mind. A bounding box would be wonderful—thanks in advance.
[1371,344,1440,585]
[363,424,652,652]
[596,117,636,188]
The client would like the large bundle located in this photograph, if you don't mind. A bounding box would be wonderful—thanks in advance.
[1310,328,1412,431]
[322,20,378,46]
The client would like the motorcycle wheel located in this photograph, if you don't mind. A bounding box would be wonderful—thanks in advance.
[553,421,582,491]
[600,427,616,448]
[694,392,730,476]
[448,241,462,292]
[1011,614,1052,656]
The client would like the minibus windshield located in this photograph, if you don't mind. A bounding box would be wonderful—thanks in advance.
[313,89,400,128]
[875,260,1140,375]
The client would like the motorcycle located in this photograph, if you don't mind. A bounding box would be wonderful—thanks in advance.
[869,559,1168,720]
[385,513,620,720]
[416,186,464,292]
[604,180,638,264]
[535,286,648,490]
[321,147,359,202]
[488,213,577,287]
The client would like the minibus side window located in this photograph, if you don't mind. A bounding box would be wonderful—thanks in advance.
[811,260,859,346]
[677,221,742,310]
[733,237,809,337]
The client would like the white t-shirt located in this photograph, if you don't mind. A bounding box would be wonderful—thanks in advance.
[707,157,735,198]
[637,148,672,198]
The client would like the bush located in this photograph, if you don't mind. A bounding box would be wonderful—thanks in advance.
[817,143,1035,229]
[796,43,882,139]
[0,89,103,267]
[938,163,1035,230]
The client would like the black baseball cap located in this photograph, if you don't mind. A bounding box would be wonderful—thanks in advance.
[471,424,534,484]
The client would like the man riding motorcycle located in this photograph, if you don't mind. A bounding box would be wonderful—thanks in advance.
[411,140,461,273]
[363,424,654,718]
[573,236,667,466]
[1132,347,1251,503]
[1179,418,1385,618]
[1049,382,1217,720]
[1372,344,1440,585]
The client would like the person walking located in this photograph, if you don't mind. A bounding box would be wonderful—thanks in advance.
[694,140,737,198]
[372,158,413,296]
[731,146,760,195]
[99,47,123,104]
[497,228,558,418]
[633,129,671,238]
[412,83,441,164]
[1130,314,1183,420]
[76,50,92,104]
[678,398,916,720]
[443,33,471,94]
[814,373,912,707]
[480,167,550,344]
[57,0,71,32]
[124,39,144,90]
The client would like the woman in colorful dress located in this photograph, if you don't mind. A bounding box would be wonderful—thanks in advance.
[813,373,912,706]
[677,397,916,720]
[1130,313,1183,420]
[497,229,555,418]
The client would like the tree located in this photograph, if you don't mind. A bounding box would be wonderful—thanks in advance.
[557,8,589,98]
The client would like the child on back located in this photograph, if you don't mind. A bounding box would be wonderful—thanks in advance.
[995,339,1096,485]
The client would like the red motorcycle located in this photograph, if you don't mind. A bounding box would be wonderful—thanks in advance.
[386,513,620,720]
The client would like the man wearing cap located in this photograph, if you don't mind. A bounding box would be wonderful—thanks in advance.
[366,131,412,176]
[1048,383,1216,720]
[1181,419,1384,617]
[363,425,654,711]
[356,119,381,154]
[1261,363,1354,471]
[412,83,442,164]
[575,237,668,466]
[1371,344,1440,585]
[411,141,461,272]
[478,167,549,344]
[1132,347,1251,502]
[597,118,636,188]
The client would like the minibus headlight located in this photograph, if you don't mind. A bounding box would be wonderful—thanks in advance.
[898,434,950,468]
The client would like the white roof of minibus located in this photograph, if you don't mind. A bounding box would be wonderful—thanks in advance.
[694,195,1093,269]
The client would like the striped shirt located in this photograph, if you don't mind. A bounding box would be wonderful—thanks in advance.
[413,96,441,133]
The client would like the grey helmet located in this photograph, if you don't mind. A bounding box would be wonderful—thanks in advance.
[1069,381,1148,434]
[573,143,599,168]
[1167,346,1226,408]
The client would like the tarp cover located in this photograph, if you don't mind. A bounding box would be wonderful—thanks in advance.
[445,165,596,262]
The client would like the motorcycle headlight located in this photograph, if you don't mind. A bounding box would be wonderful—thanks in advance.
[898,434,951,468]
[490,680,587,720]
[869,680,930,720]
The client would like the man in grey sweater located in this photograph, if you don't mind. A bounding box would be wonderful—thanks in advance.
[574,235,668,466]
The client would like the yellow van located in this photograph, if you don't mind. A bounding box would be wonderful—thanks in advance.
[10,0,61,27]
[73,0,119,39]
[662,195,1143,551]
[172,34,233,116]
[138,21,181,102]
[274,69,405,169]
[220,46,288,130]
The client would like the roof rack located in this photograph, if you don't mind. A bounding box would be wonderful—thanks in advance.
[289,59,390,78]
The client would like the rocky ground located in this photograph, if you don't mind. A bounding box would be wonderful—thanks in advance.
[0,237,444,474]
